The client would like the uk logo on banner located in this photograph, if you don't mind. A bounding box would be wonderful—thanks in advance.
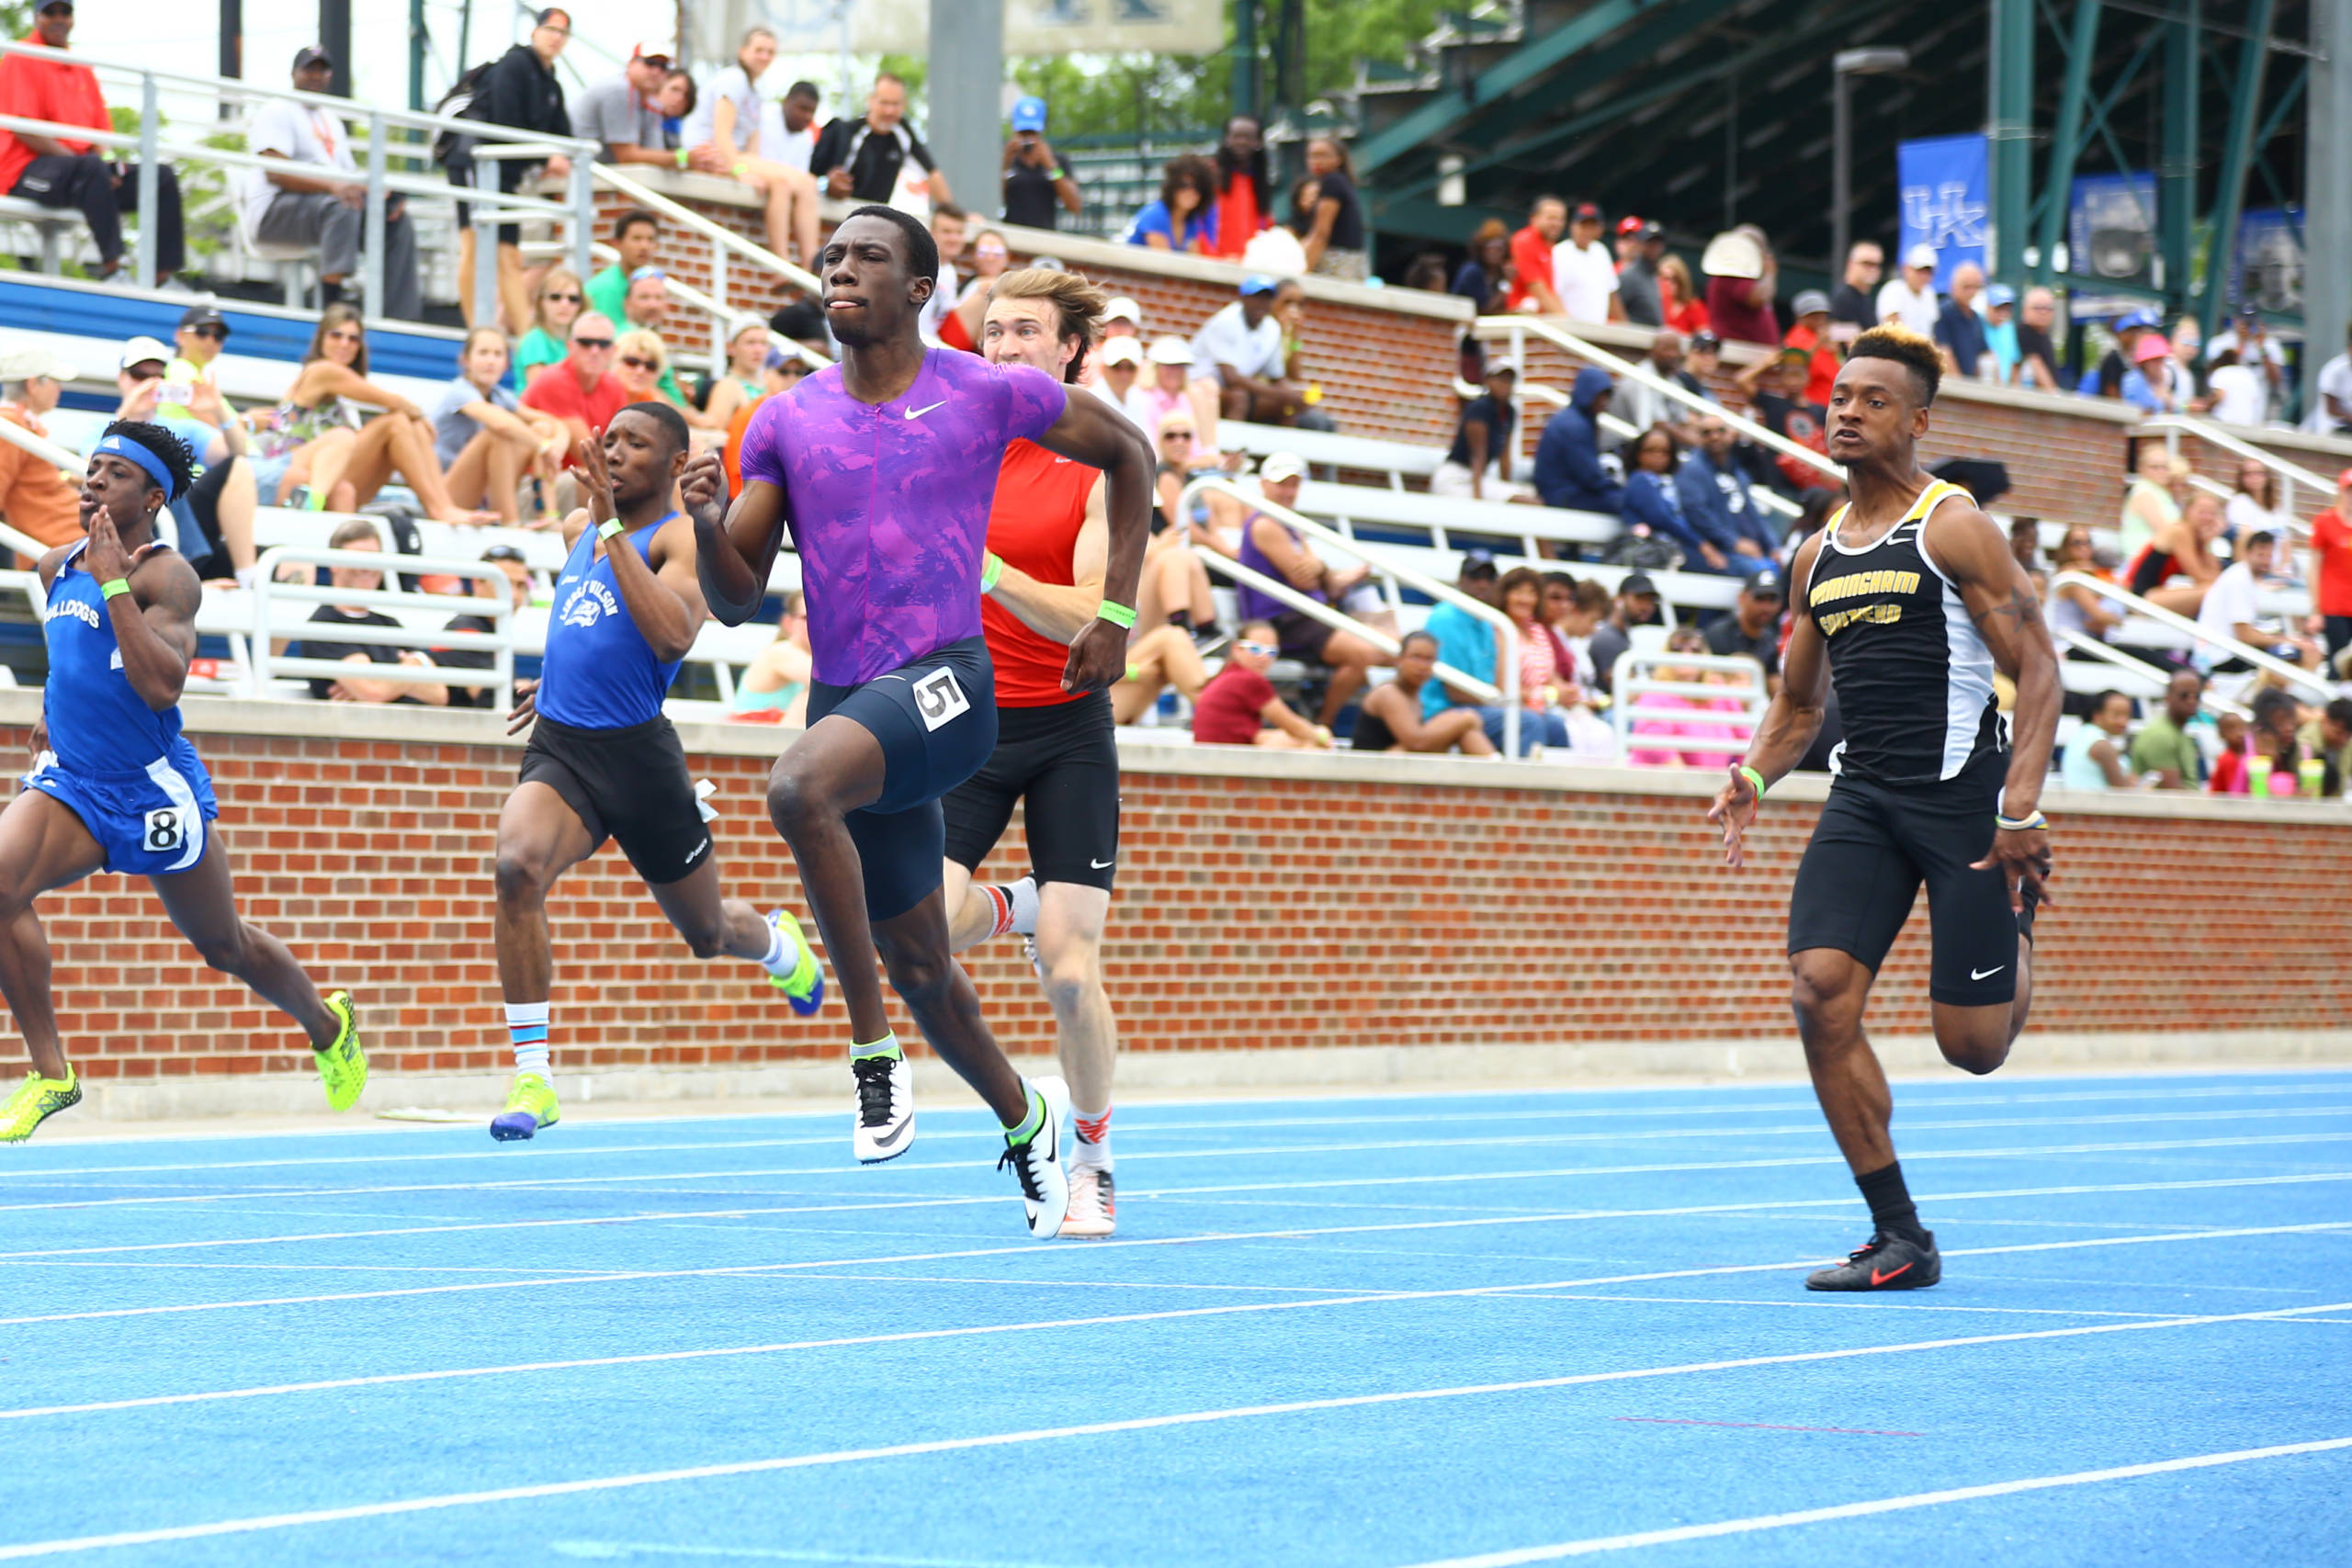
[1897,134,1989,288]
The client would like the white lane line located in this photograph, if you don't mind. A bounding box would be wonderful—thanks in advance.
[0,1304,2345,1561]
[5,1223,2345,1417]
[4,1172,2345,1321]
[8,1087,2344,1183]
[1397,1437,2352,1565]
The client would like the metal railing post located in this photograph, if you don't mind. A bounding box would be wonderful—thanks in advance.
[133,73,159,287]
[568,151,594,285]
[711,243,729,377]
[472,152,499,329]
[363,109,387,318]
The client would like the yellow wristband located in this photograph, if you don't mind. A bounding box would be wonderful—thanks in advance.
[674,148,689,170]
[100,577,131,601]
[731,162,750,179]
[980,552,1004,592]
[1096,601,1137,629]
[1737,764,1767,800]
[597,519,625,541]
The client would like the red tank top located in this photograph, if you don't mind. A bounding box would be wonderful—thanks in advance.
[983,437,1100,706]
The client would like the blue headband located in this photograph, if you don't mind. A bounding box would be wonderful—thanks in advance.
[95,432,176,498]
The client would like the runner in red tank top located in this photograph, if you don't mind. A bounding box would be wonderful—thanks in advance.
[939,268,1139,1236]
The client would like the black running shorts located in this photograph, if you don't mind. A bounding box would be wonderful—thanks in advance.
[941,691,1119,892]
[520,712,712,886]
[1786,762,2020,1007]
[806,637,999,922]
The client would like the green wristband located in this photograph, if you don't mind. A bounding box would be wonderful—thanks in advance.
[980,552,1004,592]
[597,519,625,541]
[1096,601,1137,629]
[99,577,131,601]
[1737,764,1767,800]
[674,148,689,170]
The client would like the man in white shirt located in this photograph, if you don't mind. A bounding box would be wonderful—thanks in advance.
[757,81,822,175]
[2312,324,2352,436]
[916,201,967,344]
[1189,274,1304,424]
[244,46,421,319]
[1092,335,1146,426]
[1549,200,1621,324]
[2197,531,2320,670]
[1874,243,1940,335]
[568,41,673,166]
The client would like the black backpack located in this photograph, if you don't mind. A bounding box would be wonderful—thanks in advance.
[430,60,497,171]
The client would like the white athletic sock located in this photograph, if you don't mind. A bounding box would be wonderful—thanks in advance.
[506,1001,551,1083]
[1072,1101,1113,1171]
[760,919,787,970]
[1003,874,1040,938]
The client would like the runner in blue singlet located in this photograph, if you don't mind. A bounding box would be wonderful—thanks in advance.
[0,421,366,1142]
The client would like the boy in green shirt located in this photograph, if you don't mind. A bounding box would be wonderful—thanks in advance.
[2126,669,2207,787]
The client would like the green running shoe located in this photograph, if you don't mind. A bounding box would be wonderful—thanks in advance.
[764,908,826,1017]
[314,990,368,1111]
[491,1072,560,1141]
[1,1069,79,1143]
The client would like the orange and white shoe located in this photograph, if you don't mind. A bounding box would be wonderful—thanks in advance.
[1063,1165,1115,1237]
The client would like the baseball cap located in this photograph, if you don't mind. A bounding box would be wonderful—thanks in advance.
[118,335,171,371]
[1010,96,1048,133]
[0,346,74,381]
[628,41,673,66]
[1260,452,1306,484]
[1458,547,1498,578]
[1099,336,1144,367]
[532,6,570,26]
[1746,568,1784,600]
[1689,329,1721,350]
[1146,334,1194,366]
[2337,467,2352,489]
[2117,310,2158,333]
[1615,214,1646,236]
[35,1,71,14]
[628,265,666,284]
[177,302,228,334]
[1621,572,1659,598]
[1984,282,2017,308]
[1571,201,1601,223]
[1102,296,1142,325]
[1903,243,1938,270]
[292,44,334,70]
[1791,288,1831,318]
[2133,334,2172,363]
[2237,300,2261,319]
[1238,274,1282,297]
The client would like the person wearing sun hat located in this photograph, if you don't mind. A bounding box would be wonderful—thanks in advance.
[2119,329,2183,413]
[0,344,82,551]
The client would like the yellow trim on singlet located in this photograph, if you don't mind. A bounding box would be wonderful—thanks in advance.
[1820,477,1971,547]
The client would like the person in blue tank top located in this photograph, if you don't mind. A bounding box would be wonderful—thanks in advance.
[0,422,367,1143]
[489,402,813,1143]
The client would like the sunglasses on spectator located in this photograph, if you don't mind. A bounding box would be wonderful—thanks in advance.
[544,291,582,303]
[1159,428,1193,439]
[1238,640,1276,657]
[188,325,227,340]
[571,335,615,349]
[481,546,527,562]
[619,355,660,371]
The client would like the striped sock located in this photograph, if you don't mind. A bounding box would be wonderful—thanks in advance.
[1003,1080,1046,1144]
[506,1001,550,1083]
[851,1032,902,1063]
[1072,1102,1113,1170]
[978,875,1040,940]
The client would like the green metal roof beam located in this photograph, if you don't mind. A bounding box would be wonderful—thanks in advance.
[2033,0,2102,283]
[1355,0,1662,175]
[2197,0,2275,337]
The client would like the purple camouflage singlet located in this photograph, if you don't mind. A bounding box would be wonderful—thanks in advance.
[739,348,1069,687]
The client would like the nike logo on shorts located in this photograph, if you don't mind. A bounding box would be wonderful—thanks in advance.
[1971,964,2006,980]
[685,840,709,865]
[1091,857,1114,869]
[904,400,948,420]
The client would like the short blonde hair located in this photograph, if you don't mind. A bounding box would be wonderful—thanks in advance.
[985,267,1109,382]
[615,329,667,371]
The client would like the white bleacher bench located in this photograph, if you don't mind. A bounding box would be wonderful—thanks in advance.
[0,195,86,275]
[234,197,319,310]
[1217,422,1443,491]
[1291,479,1620,558]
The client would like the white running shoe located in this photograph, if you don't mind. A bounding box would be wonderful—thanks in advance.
[1000,1075,1071,1239]
[850,1053,914,1164]
[1063,1164,1116,1237]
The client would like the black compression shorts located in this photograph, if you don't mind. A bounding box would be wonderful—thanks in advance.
[520,713,711,886]
[1786,762,2023,1008]
[806,637,998,922]
[940,692,1119,892]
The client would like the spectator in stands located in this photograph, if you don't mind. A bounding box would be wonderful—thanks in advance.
[432,327,567,525]
[2226,458,2292,543]
[1091,336,1145,426]
[1125,154,1216,254]
[1587,571,1663,694]
[1982,284,2020,382]
[109,335,256,583]
[1676,412,1775,577]
[2120,438,2186,562]
[1702,225,1779,345]
[992,95,1079,232]
[157,302,228,423]
[571,40,672,167]
[2061,690,2138,789]
[759,80,821,177]
[681,28,821,267]
[1417,554,1561,755]
[2128,670,2207,787]
[1627,625,1749,768]
[0,345,81,555]
[1876,243,1939,335]
[2120,333,2184,413]
[2206,709,2256,794]
[1703,568,1784,685]
[723,349,804,492]
[2047,525,2122,646]
[1453,220,1512,316]
[1782,290,1839,412]
[611,329,684,418]
[1683,327,1724,389]
[1353,632,1497,756]
[1614,217,1665,328]
[244,44,422,321]
[521,310,627,465]
[1933,264,1991,378]
[703,320,775,434]
[1829,241,1883,342]
[1296,136,1364,280]
[250,303,478,522]
[616,270,702,418]
[2083,310,2153,399]
[2202,350,2268,427]
[1235,452,1389,728]
[434,543,534,708]
[1551,201,1620,324]
[1204,115,1270,262]
[1497,564,1585,724]
[1136,338,1200,452]
[2211,687,2306,795]
[0,0,185,283]
[1657,254,1707,335]
[2013,287,2062,390]
[1614,331,1702,445]
[1191,276,1306,428]
[654,66,695,135]
[915,202,968,344]
[514,266,584,383]
[1506,197,1566,314]
[2312,468,2352,667]
[586,209,660,327]
[1192,620,1331,749]
[810,72,946,206]
[289,519,447,705]
[730,591,810,722]
[450,7,572,337]
[1549,574,1611,692]
[1533,367,1622,516]
[2125,484,2226,617]
[1738,346,1838,494]
[2310,321,2352,436]
[1432,363,1522,501]
[1622,423,1707,564]
[2199,530,2321,670]
[2300,697,2352,796]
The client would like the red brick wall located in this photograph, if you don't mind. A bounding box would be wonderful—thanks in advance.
[22,719,2351,1082]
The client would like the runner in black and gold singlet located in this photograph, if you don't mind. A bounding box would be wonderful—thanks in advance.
[1706,325,2063,1292]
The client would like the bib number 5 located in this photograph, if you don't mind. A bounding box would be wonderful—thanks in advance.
[143,807,186,853]
[913,667,969,732]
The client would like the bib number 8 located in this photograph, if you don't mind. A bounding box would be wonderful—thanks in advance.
[913,667,969,732]
[143,807,186,853]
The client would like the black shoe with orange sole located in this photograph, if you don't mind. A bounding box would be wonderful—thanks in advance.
[1806,1230,1941,1292]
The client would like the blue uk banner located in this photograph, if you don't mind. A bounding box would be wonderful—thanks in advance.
[1897,134,1989,288]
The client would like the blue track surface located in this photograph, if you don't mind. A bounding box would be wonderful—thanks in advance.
[3,1069,2349,1565]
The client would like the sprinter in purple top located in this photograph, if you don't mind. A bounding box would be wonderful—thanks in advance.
[687,205,1153,1238]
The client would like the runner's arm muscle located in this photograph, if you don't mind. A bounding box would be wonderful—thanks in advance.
[684,449,784,626]
[116,549,201,710]
[605,516,707,662]
[987,475,1107,646]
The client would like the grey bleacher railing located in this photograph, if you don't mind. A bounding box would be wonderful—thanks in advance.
[2051,626,2254,719]
[2048,569,2332,702]
[1608,649,1768,765]
[2139,414,2335,538]
[1496,373,1805,523]
[249,546,514,699]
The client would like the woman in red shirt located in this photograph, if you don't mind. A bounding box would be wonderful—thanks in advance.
[2312,468,2352,667]
[1204,116,1270,262]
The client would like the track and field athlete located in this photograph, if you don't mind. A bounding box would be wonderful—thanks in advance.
[1707,324,2061,1292]
[0,421,365,1141]
[688,205,1154,1239]
[489,403,814,1140]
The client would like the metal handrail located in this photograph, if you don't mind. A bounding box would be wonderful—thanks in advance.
[2052,626,2253,719]
[1482,315,1845,484]
[2140,413,2339,524]
[593,164,823,298]
[1609,650,1768,762]
[2049,569,2330,700]
[252,547,514,696]
[1181,473,1521,753]
[1509,375,1804,522]
[523,236,835,376]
